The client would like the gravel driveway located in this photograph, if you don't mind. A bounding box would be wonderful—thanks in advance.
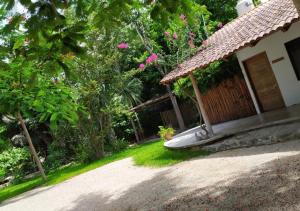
[1,140,300,211]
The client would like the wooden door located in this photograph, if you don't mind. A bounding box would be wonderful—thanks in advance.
[243,52,285,112]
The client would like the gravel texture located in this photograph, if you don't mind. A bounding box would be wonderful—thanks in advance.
[1,140,300,211]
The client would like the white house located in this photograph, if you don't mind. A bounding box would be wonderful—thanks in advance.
[236,0,300,113]
[161,0,300,134]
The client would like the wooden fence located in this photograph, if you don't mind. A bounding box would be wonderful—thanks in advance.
[160,75,256,127]
[202,75,256,124]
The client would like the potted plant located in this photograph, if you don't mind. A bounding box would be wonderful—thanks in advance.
[158,126,175,141]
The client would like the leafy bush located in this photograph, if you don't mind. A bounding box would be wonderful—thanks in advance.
[74,137,94,163]
[158,126,175,141]
[0,139,10,153]
[111,139,129,152]
[0,168,5,182]
[0,147,35,180]
[44,143,70,171]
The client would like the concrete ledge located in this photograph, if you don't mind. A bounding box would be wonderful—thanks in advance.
[164,116,300,150]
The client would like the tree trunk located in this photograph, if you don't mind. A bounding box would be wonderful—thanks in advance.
[166,85,186,131]
[131,119,140,143]
[91,134,105,159]
[135,112,144,140]
[292,0,300,14]
[17,112,47,181]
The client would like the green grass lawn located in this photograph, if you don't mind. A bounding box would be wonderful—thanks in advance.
[0,140,209,203]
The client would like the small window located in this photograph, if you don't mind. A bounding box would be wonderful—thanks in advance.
[285,37,300,80]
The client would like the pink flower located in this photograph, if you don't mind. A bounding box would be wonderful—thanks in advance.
[173,32,178,39]
[117,43,128,49]
[188,39,195,48]
[180,14,186,20]
[139,64,145,69]
[146,53,158,64]
[164,31,170,36]
[180,14,188,25]
[218,22,223,29]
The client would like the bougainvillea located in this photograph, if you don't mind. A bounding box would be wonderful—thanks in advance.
[164,31,170,36]
[118,43,129,49]
[173,32,178,39]
[139,63,145,69]
[179,14,186,20]
[146,53,158,64]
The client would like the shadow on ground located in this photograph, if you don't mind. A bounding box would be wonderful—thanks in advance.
[59,141,300,211]
[163,153,300,211]
[60,170,186,211]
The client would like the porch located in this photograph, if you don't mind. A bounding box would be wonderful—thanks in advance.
[164,104,300,149]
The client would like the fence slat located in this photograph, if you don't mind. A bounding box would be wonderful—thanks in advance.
[202,75,256,124]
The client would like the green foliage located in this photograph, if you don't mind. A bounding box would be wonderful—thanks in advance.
[158,126,176,141]
[254,0,261,6]
[0,147,35,180]
[109,139,129,153]
[173,57,241,99]
[196,0,238,23]
[44,143,70,171]
[0,61,80,129]
[0,139,10,153]
[0,126,10,153]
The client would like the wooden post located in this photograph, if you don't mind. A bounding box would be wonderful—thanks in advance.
[17,112,47,181]
[166,84,186,131]
[189,74,214,135]
[292,0,300,14]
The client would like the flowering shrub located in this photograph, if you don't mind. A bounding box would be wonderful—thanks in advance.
[139,64,145,69]
[179,14,187,25]
[164,31,170,36]
[173,32,178,39]
[179,14,186,20]
[117,43,129,49]
[146,53,158,64]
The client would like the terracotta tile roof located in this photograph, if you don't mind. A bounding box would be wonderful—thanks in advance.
[161,0,299,84]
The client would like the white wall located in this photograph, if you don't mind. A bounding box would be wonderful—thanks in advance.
[236,21,300,112]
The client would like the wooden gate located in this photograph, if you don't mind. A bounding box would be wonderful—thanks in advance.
[202,75,256,124]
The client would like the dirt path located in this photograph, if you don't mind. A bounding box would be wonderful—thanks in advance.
[1,140,300,211]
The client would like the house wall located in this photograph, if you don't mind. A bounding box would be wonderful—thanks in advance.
[236,21,300,113]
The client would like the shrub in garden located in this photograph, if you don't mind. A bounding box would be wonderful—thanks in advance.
[44,142,70,171]
[158,126,176,141]
[110,139,129,153]
[0,147,35,180]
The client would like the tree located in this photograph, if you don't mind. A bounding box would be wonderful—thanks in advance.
[0,57,79,180]
[0,18,80,179]
[121,2,214,130]
[69,30,142,160]
[196,0,238,23]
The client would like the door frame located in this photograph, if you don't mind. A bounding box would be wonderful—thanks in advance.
[242,51,285,112]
